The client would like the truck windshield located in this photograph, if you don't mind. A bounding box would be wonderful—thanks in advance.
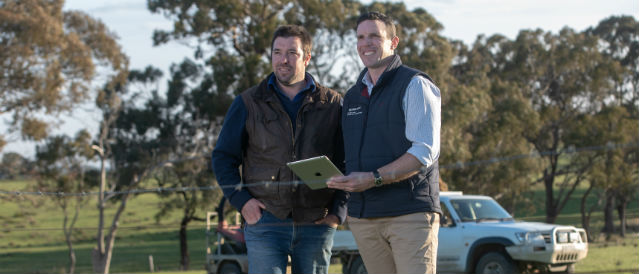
[450,199,513,222]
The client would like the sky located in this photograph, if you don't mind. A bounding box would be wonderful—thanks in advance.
[3,0,637,158]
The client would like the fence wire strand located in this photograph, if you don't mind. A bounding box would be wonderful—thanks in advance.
[1,141,637,197]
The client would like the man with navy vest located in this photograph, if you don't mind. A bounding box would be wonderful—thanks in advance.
[212,25,347,274]
[327,11,442,274]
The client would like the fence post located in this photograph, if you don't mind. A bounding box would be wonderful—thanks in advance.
[149,254,155,272]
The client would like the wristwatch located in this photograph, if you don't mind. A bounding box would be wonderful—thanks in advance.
[372,170,383,187]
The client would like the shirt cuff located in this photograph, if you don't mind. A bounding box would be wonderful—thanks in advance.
[229,190,253,213]
[407,145,436,167]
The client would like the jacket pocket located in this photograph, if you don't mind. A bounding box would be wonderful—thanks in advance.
[243,165,280,200]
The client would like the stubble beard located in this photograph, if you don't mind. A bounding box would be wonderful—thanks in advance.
[275,65,302,86]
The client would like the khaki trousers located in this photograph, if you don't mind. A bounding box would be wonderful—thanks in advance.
[347,212,439,274]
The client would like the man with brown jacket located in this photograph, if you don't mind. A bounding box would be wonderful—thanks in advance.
[211,25,346,274]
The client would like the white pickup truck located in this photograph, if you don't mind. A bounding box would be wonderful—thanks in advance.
[334,191,588,274]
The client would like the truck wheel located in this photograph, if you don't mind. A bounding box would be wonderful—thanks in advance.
[475,252,519,274]
[219,262,242,274]
[348,256,368,274]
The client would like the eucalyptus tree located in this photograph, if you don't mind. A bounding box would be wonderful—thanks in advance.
[0,152,32,179]
[443,34,542,212]
[0,0,127,150]
[493,27,613,223]
[34,130,95,274]
[147,0,359,93]
[586,16,639,238]
[564,103,637,239]
[128,60,227,270]
[89,68,172,274]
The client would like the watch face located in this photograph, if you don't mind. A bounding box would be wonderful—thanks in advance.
[374,176,383,186]
[373,170,383,187]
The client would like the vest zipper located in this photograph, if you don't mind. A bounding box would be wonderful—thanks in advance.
[357,86,372,218]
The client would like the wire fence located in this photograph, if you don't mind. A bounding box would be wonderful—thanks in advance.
[1,141,637,198]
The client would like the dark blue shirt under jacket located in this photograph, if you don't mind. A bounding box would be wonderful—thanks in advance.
[268,73,315,133]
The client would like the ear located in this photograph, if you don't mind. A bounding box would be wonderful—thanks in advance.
[390,36,399,50]
[303,52,312,67]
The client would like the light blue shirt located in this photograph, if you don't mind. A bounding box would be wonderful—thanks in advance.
[362,73,441,168]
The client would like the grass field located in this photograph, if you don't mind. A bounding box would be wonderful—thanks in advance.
[1,179,638,274]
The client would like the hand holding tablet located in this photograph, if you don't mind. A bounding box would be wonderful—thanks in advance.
[286,156,343,190]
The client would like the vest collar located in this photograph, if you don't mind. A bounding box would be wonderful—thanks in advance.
[357,54,403,92]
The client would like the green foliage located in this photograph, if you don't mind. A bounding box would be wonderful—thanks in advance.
[0,152,32,179]
[0,0,128,144]
[34,131,95,193]
[443,15,639,228]
[112,62,229,269]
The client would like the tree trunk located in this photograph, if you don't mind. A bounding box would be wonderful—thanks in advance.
[179,216,191,270]
[92,192,129,274]
[64,204,80,274]
[580,184,594,241]
[602,190,615,239]
[617,197,627,237]
[94,150,108,274]
[92,248,108,274]
[68,246,76,274]
[544,172,558,223]
[65,223,77,274]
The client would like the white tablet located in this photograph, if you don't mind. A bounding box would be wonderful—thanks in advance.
[286,156,343,190]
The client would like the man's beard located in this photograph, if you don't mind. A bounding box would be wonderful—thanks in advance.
[275,65,297,85]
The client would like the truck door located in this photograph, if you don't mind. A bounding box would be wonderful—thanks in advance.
[437,202,466,273]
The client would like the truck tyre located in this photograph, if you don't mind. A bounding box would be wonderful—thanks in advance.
[475,252,519,274]
[219,262,242,274]
[348,256,368,274]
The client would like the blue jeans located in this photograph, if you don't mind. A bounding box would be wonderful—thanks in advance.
[244,211,336,274]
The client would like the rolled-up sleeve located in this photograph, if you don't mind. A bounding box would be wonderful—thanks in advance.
[402,75,441,168]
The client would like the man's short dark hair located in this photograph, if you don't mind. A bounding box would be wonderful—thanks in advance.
[356,11,397,39]
[271,25,312,58]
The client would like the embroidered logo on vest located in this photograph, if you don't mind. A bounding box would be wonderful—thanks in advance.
[346,106,363,116]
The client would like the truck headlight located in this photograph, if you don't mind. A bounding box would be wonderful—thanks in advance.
[515,232,527,243]
[515,232,546,250]
[557,231,569,243]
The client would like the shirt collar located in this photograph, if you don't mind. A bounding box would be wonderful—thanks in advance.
[361,71,374,96]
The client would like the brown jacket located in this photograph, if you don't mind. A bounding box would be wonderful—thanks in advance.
[240,75,344,223]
